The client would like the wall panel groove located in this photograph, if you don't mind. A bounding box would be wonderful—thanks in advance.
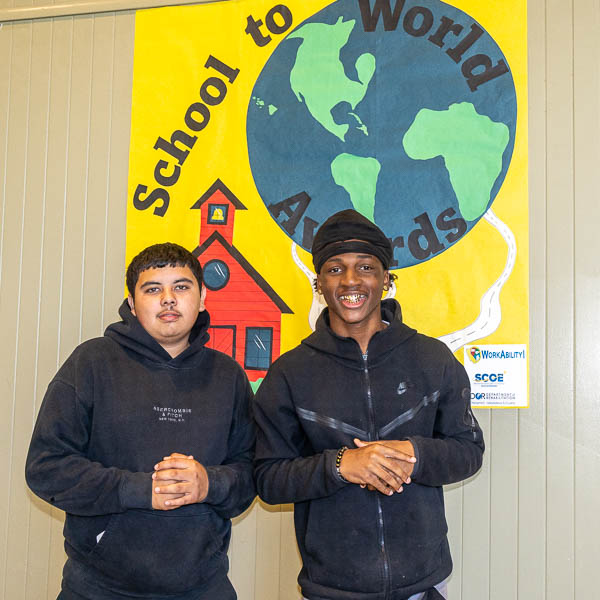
[2,21,32,599]
[24,19,54,598]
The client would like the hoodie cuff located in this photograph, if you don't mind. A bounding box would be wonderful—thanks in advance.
[405,437,422,481]
[120,472,153,509]
[203,466,225,505]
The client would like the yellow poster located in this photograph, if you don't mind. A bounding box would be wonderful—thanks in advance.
[127,0,528,407]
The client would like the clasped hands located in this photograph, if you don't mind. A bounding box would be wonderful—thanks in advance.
[151,439,414,509]
[151,453,209,511]
[339,438,416,496]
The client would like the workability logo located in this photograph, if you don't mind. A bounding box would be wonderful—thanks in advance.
[468,347,525,361]
[468,346,481,363]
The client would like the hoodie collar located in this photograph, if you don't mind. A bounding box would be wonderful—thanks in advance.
[104,299,211,366]
[303,299,416,366]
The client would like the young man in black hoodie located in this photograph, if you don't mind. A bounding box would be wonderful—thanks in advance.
[26,243,255,600]
[253,210,484,600]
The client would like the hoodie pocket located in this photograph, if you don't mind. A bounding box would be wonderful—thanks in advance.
[87,507,228,594]
[384,485,448,587]
[301,490,383,593]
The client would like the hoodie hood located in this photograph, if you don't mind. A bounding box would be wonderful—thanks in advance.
[302,299,417,367]
[104,299,210,366]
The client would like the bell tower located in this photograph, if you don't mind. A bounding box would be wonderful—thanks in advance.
[191,179,247,246]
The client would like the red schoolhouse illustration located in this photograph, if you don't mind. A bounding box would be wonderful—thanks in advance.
[192,180,293,384]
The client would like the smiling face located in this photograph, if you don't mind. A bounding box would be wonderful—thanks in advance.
[127,265,206,357]
[316,252,389,346]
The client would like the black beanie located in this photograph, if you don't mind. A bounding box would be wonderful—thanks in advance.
[312,209,393,273]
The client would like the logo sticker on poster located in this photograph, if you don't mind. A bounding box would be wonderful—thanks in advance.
[464,344,527,408]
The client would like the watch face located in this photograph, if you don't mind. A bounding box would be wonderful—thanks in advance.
[203,259,230,291]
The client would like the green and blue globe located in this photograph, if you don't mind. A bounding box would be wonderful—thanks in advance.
[247,0,517,268]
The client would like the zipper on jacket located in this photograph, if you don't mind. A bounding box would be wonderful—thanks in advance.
[362,353,375,441]
[362,352,392,597]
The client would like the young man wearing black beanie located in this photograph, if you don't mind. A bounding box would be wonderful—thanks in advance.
[254,209,484,600]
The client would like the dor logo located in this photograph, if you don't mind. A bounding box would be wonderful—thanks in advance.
[247,0,517,268]
[468,346,481,363]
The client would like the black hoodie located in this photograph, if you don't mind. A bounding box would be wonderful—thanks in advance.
[26,300,255,598]
[254,299,484,600]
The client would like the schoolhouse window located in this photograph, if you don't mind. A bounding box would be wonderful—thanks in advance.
[245,328,273,370]
[203,259,230,291]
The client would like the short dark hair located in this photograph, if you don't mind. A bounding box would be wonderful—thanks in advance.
[126,243,203,297]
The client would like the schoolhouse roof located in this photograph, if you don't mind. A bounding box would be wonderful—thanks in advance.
[193,231,293,314]
[190,179,247,210]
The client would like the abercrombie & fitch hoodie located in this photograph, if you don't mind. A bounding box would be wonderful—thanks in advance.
[26,300,255,598]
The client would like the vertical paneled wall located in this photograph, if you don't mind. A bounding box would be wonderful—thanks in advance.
[572,1,600,597]
[0,1,599,598]
[0,12,135,599]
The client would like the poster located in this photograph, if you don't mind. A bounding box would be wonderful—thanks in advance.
[126,0,529,406]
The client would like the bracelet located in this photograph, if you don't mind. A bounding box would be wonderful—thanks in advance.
[335,446,350,483]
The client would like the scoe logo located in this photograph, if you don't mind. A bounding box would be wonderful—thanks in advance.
[474,373,504,383]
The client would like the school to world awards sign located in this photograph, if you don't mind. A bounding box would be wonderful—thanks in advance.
[127,0,529,408]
